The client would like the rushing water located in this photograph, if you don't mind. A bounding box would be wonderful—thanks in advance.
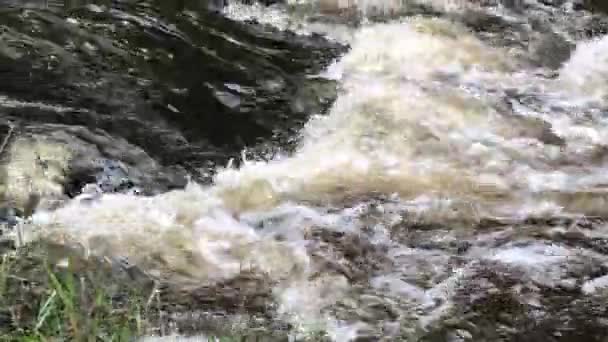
[2,0,608,340]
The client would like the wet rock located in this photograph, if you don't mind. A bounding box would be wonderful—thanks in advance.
[17,125,190,197]
[0,206,20,228]
[163,272,273,312]
[539,0,567,7]
[63,169,98,198]
[91,159,138,194]
[0,0,343,183]
[423,260,608,342]
[290,78,337,116]
[240,0,284,5]
[582,0,608,14]
[583,15,608,37]
[305,228,391,282]
[391,228,474,256]
[529,31,574,69]
[550,229,608,255]
[0,123,14,156]
[0,238,15,254]
[454,9,531,53]
[504,114,566,147]
[458,10,513,33]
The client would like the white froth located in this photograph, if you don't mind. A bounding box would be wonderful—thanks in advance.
[582,274,608,295]
[223,2,355,43]
[370,275,434,307]
[30,185,315,282]
[293,0,495,16]
[487,243,585,287]
[274,275,351,334]
[336,17,511,78]
[0,95,76,113]
[560,35,608,102]
[10,2,608,339]
[491,244,571,266]
[23,13,608,286]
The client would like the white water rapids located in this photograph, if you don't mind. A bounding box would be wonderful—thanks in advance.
[3,0,608,340]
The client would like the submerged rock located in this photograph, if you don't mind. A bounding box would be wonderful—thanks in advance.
[0,207,20,228]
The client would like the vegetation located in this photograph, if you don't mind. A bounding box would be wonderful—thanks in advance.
[0,243,150,341]
[0,242,297,341]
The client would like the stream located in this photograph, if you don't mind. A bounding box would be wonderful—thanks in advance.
[1,0,608,340]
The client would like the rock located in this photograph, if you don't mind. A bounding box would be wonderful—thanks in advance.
[0,207,20,228]
[95,159,137,194]
[581,0,608,13]
[529,31,574,69]
[0,0,343,192]
[0,123,14,157]
[64,159,139,197]
[539,0,568,7]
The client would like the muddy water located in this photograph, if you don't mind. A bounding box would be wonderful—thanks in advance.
[2,0,608,340]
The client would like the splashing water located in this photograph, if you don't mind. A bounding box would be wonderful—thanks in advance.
[3,0,608,340]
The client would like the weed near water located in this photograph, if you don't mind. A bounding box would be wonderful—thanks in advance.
[0,243,294,342]
[0,243,150,341]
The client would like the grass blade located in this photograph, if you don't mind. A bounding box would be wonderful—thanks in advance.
[35,290,57,331]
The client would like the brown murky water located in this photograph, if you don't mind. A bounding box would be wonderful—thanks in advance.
[2,0,608,340]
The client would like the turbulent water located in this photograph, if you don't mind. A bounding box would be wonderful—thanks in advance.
[2,0,608,340]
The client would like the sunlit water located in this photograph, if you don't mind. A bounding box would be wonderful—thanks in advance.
[2,0,608,340]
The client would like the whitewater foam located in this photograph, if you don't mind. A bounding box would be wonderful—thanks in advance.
[560,35,608,103]
[6,1,608,339]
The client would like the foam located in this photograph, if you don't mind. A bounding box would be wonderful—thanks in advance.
[560,35,608,103]
[13,5,608,339]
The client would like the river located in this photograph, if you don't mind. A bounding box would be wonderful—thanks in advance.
[1,0,608,340]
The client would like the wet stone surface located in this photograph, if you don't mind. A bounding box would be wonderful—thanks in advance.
[0,0,344,184]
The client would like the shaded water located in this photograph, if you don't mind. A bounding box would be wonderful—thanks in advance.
[2,0,608,340]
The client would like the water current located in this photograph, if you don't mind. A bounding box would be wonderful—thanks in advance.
[2,0,608,340]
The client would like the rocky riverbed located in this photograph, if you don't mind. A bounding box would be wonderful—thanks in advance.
[2,0,608,340]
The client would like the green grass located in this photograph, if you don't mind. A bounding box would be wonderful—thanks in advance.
[0,244,150,341]
[0,243,296,342]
